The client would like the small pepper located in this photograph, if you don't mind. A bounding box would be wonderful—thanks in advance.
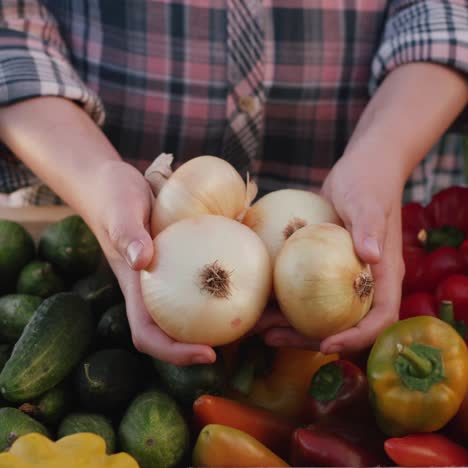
[384,433,468,467]
[290,427,381,468]
[304,359,371,423]
[192,424,289,467]
[367,315,468,436]
[192,394,295,459]
[0,432,138,468]
[231,347,337,419]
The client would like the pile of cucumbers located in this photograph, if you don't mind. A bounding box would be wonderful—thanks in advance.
[0,216,226,468]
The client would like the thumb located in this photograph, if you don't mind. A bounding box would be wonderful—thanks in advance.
[107,220,154,270]
[346,204,386,265]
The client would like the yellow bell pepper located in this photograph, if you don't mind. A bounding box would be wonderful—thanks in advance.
[368,316,468,437]
[0,432,138,468]
[232,347,337,419]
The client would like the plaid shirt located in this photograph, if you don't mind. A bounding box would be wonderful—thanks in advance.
[0,0,467,206]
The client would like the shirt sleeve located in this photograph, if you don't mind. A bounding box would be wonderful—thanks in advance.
[369,0,468,129]
[0,1,105,125]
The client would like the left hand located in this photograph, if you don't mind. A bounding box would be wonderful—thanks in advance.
[254,151,405,355]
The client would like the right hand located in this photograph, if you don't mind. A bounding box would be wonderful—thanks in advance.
[87,160,216,366]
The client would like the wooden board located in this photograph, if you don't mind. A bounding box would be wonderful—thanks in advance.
[0,206,75,241]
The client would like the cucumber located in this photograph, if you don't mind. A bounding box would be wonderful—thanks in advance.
[73,268,123,316]
[0,219,35,294]
[0,292,94,402]
[39,215,102,279]
[119,390,190,468]
[0,294,42,343]
[58,412,116,454]
[16,261,64,298]
[75,349,143,413]
[0,407,49,451]
[18,382,70,426]
[96,304,132,349]
[152,354,226,406]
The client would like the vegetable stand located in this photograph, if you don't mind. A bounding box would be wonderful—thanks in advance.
[2,174,468,467]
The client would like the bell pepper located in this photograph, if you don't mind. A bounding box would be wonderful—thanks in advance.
[437,274,468,324]
[0,432,138,468]
[192,424,289,467]
[399,291,437,319]
[384,433,468,467]
[192,394,295,459]
[401,187,468,294]
[290,427,381,468]
[367,315,468,436]
[304,359,371,423]
[230,347,337,420]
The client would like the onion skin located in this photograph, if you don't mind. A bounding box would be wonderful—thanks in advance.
[140,215,272,346]
[242,189,342,262]
[274,223,373,340]
[149,155,256,236]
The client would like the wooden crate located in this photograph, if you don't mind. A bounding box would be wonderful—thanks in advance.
[0,206,74,242]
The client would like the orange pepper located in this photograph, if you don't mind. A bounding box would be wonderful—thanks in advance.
[192,424,289,467]
[232,347,337,419]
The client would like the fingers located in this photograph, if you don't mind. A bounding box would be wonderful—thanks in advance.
[123,268,216,366]
[321,206,403,354]
[251,306,290,334]
[344,201,387,265]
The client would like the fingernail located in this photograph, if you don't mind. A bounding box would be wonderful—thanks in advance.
[192,355,209,365]
[363,237,380,259]
[267,337,284,347]
[127,240,144,267]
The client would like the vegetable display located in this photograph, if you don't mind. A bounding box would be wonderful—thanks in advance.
[2,167,468,467]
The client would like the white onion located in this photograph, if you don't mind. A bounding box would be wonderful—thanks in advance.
[274,223,373,340]
[140,215,271,346]
[242,189,342,261]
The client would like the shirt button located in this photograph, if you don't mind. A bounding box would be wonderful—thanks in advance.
[238,95,259,116]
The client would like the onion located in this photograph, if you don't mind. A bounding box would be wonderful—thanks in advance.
[140,215,271,346]
[145,153,257,236]
[274,223,374,339]
[242,189,342,261]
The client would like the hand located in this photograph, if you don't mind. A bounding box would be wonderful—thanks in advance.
[257,152,405,355]
[86,160,216,366]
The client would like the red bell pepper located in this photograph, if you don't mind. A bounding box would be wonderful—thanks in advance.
[291,427,382,468]
[399,292,437,319]
[384,433,468,467]
[401,186,468,294]
[304,360,371,423]
[437,274,468,324]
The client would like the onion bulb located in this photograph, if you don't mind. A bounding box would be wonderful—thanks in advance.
[145,153,258,236]
[274,223,374,339]
[140,214,271,346]
[242,189,342,261]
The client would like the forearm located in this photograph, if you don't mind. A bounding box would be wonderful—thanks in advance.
[345,63,468,182]
[0,97,121,211]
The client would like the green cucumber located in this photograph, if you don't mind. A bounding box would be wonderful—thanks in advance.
[152,354,226,406]
[18,382,70,426]
[0,407,49,451]
[119,390,190,468]
[73,268,123,316]
[58,412,116,454]
[96,304,132,349]
[0,292,93,402]
[39,215,102,279]
[16,261,64,298]
[0,220,35,294]
[75,349,143,413]
[0,294,42,343]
